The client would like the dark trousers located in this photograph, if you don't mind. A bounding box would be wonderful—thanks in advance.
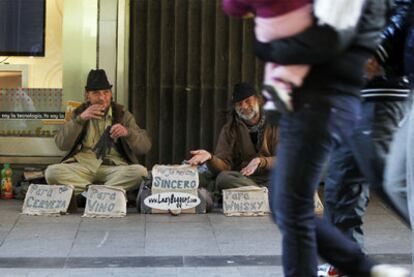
[324,100,407,247]
[270,94,374,277]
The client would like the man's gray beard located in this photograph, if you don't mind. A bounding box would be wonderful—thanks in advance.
[236,104,260,122]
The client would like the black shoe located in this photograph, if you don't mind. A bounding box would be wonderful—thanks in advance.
[67,194,78,213]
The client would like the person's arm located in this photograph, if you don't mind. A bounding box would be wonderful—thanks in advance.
[257,156,274,171]
[121,111,152,156]
[54,115,84,151]
[240,155,275,176]
[375,0,411,76]
[254,24,357,65]
[222,0,252,18]
[206,126,234,173]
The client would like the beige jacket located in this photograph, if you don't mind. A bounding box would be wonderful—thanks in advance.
[55,102,151,165]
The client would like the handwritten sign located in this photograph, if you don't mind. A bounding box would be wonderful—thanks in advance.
[223,186,270,216]
[22,184,74,215]
[149,164,200,214]
[144,192,200,211]
[152,164,199,190]
[83,185,127,218]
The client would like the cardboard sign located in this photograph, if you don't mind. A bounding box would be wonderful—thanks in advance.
[83,185,127,218]
[149,164,200,214]
[223,186,270,216]
[152,164,199,191]
[144,192,200,211]
[22,184,74,216]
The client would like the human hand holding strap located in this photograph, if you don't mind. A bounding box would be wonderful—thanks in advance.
[93,125,114,160]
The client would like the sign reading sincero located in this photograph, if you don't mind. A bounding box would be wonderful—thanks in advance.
[152,164,199,190]
[144,191,201,211]
[83,185,127,218]
[222,186,270,216]
[149,164,200,214]
[22,184,74,215]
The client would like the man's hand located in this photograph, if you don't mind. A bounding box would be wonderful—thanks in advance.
[110,124,128,139]
[187,150,212,166]
[240,157,261,176]
[79,104,105,121]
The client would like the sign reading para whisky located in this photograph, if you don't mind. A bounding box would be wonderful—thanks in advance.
[223,186,270,216]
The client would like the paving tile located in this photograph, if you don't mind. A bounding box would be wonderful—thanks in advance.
[5,223,78,241]
[237,266,283,277]
[0,238,73,257]
[18,214,82,225]
[145,238,220,256]
[146,214,210,224]
[69,231,145,257]
[177,267,240,277]
[78,216,145,232]
[0,267,284,277]
[65,256,183,268]
[144,221,220,256]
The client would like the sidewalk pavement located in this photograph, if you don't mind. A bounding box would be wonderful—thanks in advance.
[0,195,411,276]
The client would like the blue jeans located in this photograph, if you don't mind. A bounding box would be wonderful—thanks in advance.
[384,96,414,264]
[324,100,407,247]
[271,93,374,277]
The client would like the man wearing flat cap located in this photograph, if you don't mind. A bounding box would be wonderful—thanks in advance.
[45,69,151,203]
[188,82,278,191]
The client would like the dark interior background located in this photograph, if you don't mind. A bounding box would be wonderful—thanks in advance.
[129,0,263,167]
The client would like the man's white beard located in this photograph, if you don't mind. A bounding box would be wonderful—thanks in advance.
[236,103,260,122]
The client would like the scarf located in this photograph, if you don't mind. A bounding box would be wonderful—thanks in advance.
[245,114,266,152]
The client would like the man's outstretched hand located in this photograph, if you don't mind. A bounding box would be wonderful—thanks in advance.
[187,150,212,166]
[240,157,261,176]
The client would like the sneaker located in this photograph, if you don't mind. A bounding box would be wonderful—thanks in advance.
[262,83,293,115]
[370,264,409,277]
[317,263,341,277]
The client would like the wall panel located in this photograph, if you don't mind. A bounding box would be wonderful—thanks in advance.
[129,0,263,167]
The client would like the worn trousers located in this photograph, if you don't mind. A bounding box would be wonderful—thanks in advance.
[215,171,270,191]
[45,162,148,195]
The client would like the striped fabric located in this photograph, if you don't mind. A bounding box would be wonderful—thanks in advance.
[361,76,410,101]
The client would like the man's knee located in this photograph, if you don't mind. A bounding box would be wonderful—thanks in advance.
[216,171,243,190]
[123,164,148,181]
[216,171,233,186]
[45,164,64,184]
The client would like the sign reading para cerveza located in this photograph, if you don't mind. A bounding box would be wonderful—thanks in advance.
[83,185,127,218]
[223,186,270,216]
[144,191,200,210]
[22,184,74,215]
